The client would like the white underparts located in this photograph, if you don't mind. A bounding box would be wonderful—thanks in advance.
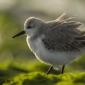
[26,36,82,66]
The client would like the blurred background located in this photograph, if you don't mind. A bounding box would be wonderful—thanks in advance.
[0,0,85,79]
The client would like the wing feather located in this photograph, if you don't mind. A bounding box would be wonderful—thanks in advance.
[42,15,83,52]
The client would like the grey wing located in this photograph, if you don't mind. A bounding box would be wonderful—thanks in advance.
[42,19,84,52]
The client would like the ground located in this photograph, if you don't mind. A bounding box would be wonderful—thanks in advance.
[2,72,85,85]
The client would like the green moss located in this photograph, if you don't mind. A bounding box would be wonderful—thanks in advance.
[3,72,85,85]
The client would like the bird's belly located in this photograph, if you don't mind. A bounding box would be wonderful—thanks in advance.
[27,37,81,65]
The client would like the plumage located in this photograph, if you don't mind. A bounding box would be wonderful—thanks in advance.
[42,15,84,51]
[24,14,85,65]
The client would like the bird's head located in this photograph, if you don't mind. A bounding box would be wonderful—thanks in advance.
[12,17,45,38]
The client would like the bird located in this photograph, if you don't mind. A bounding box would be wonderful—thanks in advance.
[12,13,85,74]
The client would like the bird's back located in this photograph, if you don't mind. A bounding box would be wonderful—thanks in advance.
[42,15,85,52]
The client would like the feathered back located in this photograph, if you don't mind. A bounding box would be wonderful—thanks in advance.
[42,14,85,51]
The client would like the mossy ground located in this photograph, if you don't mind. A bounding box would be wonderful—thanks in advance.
[2,72,85,85]
[0,56,85,85]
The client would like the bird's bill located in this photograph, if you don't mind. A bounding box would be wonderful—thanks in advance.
[12,30,25,38]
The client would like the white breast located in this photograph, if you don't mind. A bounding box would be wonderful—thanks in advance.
[26,36,81,66]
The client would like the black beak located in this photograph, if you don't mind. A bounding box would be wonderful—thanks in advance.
[12,30,25,38]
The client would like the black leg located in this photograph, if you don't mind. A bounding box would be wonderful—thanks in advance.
[61,64,65,74]
[46,66,53,74]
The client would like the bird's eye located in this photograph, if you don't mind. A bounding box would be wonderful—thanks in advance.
[27,25,32,29]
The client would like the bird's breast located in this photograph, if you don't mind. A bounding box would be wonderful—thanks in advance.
[26,36,81,65]
[26,36,57,64]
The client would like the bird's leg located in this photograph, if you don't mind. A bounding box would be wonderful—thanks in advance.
[61,64,65,74]
[46,65,53,74]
